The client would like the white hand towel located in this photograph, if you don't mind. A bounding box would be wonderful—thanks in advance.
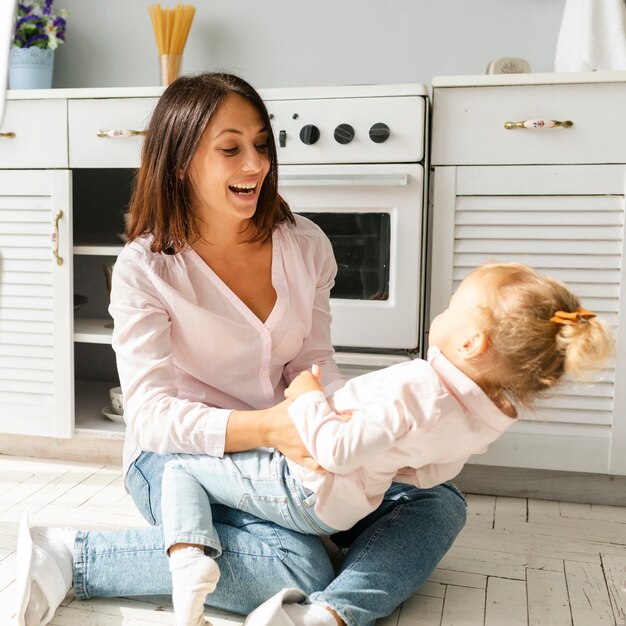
[555,0,626,71]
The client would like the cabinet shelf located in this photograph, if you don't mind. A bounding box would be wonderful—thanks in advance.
[75,379,125,435]
[74,244,124,256]
[74,318,113,344]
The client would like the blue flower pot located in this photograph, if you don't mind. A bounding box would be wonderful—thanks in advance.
[9,47,55,89]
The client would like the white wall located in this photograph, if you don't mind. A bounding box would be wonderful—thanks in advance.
[53,0,567,89]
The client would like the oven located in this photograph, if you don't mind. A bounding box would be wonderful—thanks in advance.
[263,85,429,371]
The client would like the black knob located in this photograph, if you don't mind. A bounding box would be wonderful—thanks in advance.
[279,130,286,148]
[334,123,355,145]
[299,124,320,145]
[369,122,390,143]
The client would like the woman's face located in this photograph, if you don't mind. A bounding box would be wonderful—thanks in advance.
[188,93,271,233]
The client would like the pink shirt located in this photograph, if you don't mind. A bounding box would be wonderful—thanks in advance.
[287,347,516,530]
[109,215,345,477]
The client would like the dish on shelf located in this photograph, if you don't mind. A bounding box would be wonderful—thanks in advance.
[101,405,125,423]
[74,294,88,311]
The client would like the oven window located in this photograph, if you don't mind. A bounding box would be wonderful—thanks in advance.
[299,213,390,300]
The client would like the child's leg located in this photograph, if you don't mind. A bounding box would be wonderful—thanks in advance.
[168,450,322,535]
[162,461,221,626]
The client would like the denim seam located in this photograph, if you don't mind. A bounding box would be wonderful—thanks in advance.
[130,459,157,525]
[286,478,332,535]
[164,533,222,557]
[311,505,403,626]
[72,530,87,599]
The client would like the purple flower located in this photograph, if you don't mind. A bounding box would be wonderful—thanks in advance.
[16,14,40,30]
[12,0,68,49]
[25,33,49,47]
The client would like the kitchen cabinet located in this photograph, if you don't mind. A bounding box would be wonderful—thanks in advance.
[0,88,161,440]
[430,73,626,475]
[0,168,72,437]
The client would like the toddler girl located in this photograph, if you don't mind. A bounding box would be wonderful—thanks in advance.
[162,261,612,626]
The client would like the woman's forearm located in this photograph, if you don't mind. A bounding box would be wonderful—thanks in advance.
[224,407,274,452]
[225,400,325,472]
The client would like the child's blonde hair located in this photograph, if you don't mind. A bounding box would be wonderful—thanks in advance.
[471,262,613,409]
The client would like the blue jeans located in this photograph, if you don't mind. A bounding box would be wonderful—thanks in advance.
[73,451,466,626]
[162,450,336,555]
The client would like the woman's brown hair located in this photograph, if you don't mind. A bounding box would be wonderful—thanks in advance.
[126,72,294,253]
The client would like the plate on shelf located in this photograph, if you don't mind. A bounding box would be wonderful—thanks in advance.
[101,405,125,423]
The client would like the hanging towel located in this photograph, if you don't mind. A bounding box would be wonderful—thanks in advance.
[555,0,626,71]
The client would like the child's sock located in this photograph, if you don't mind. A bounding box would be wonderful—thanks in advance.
[168,546,220,626]
[283,603,338,626]
[24,526,76,626]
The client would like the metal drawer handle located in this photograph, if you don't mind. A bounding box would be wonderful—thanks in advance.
[51,210,63,266]
[504,119,573,130]
[96,129,147,138]
[0,132,16,138]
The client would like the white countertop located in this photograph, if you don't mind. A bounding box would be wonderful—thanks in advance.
[433,70,626,88]
[6,82,430,101]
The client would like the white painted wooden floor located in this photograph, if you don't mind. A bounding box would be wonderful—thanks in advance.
[1,455,625,626]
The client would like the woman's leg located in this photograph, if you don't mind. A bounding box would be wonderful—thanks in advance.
[307,482,467,626]
[73,452,335,615]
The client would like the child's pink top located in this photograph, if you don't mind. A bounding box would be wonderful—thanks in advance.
[287,347,516,530]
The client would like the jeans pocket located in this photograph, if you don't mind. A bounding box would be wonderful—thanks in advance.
[237,493,298,532]
[127,460,157,525]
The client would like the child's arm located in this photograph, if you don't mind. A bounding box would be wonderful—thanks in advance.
[288,393,409,474]
[284,367,323,400]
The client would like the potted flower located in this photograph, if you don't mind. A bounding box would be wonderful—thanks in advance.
[9,0,68,90]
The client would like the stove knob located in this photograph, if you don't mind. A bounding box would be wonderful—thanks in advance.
[299,124,320,145]
[334,123,355,145]
[369,122,390,143]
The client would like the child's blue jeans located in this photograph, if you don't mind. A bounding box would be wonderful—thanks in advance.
[162,449,337,555]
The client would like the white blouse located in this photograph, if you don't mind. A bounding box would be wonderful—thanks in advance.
[109,215,345,477]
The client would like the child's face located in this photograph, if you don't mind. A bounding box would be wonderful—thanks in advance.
[428,271,485,358]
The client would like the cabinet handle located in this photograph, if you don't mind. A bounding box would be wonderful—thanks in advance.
[504,119,573,130]
[96,129,147,138]
[51,210,63,266]
[0,132,16,138]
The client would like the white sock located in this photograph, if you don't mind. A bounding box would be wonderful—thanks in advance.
[168,546,220,626]
[283,603,338,626]
[24,526,75,626]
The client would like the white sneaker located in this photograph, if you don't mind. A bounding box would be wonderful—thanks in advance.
[244,588,307,626]
[15,513,72,626]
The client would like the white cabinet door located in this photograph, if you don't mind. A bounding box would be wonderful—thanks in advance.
[0,170,73,437]
[430,164,626,474]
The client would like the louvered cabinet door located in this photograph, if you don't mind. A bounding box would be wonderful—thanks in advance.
[0,170,73,437]
[430,164,626,474]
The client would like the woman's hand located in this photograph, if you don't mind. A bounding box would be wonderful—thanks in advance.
[265,399,327,473]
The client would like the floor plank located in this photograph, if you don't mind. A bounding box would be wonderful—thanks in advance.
[527,568,572,626]
[602,553,626,624]
[2,455,626,625]
[565,560,615,626]
[485,577,527,626]
[397,594,443,626]
[441,585,485,626]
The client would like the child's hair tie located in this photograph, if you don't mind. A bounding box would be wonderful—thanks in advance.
[550,306,596,326]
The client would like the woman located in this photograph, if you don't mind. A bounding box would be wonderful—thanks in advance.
[16,73,467,626]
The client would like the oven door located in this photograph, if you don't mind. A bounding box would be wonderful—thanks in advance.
[278,163,424,352]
